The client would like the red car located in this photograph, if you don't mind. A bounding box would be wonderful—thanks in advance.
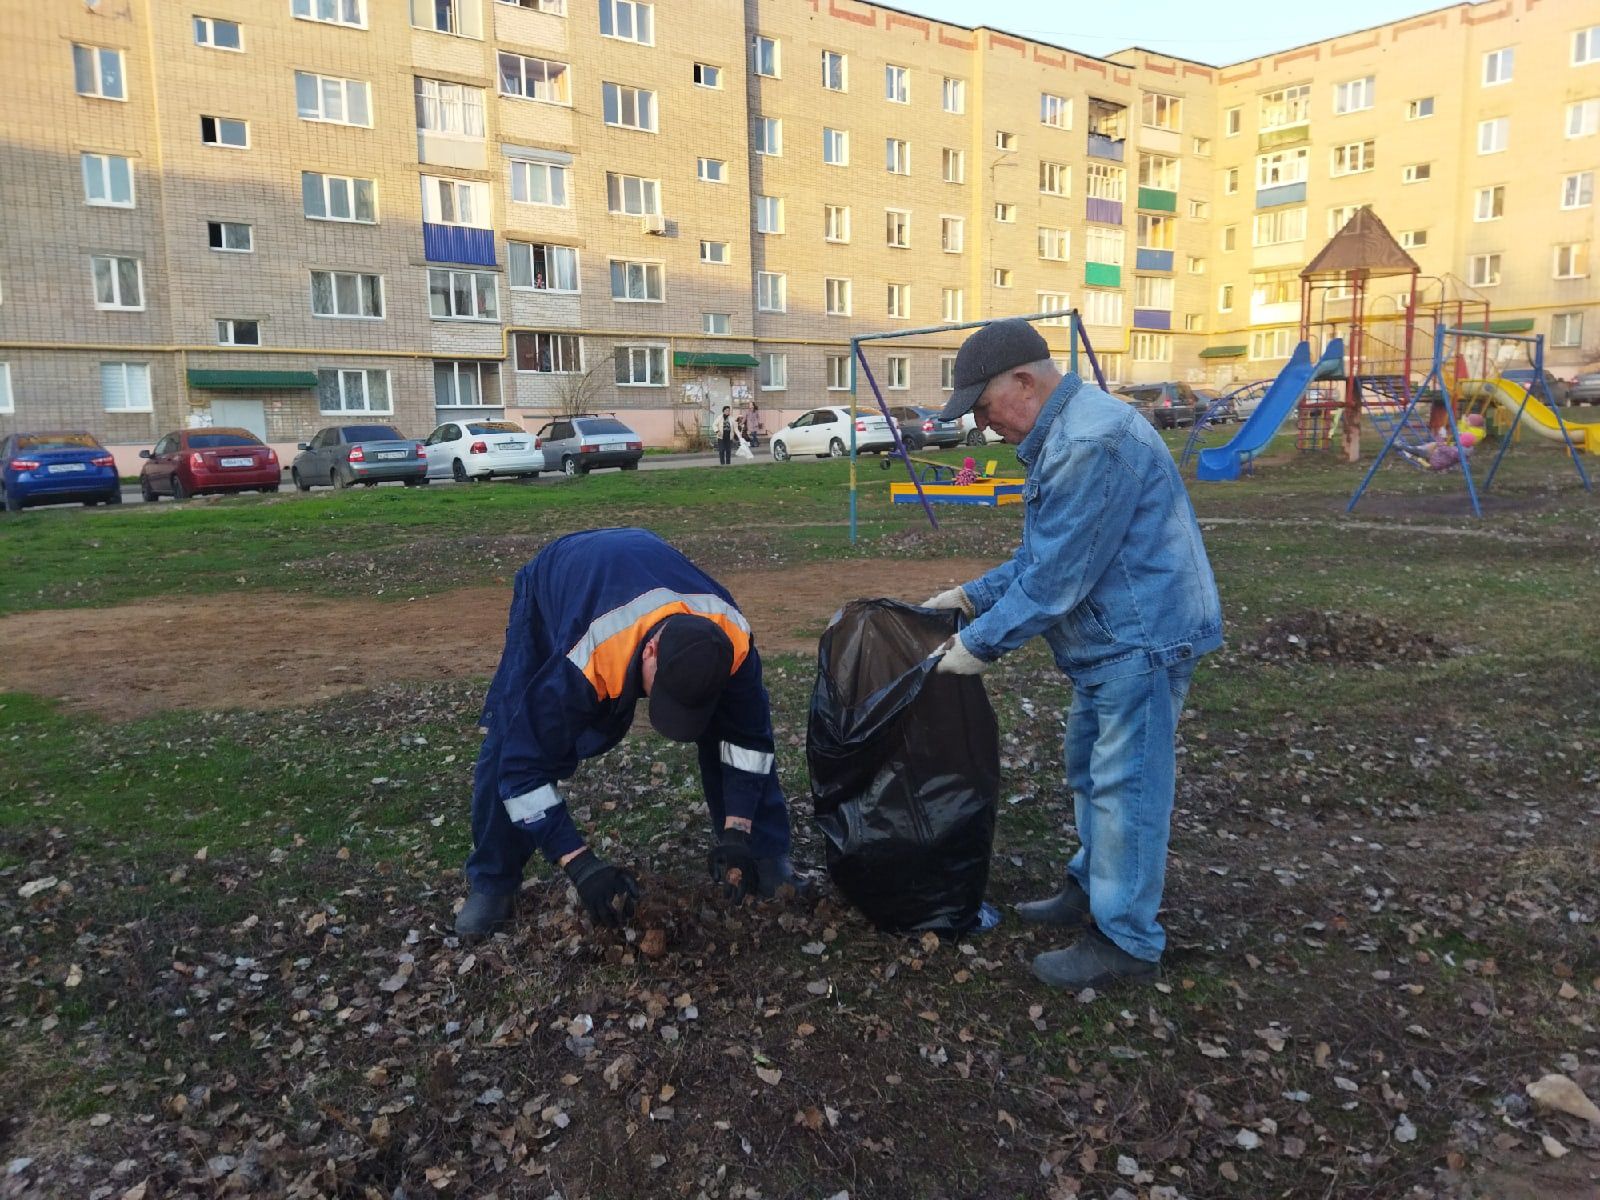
[138,427,281,501]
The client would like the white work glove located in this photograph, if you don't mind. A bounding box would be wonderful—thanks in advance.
[932,635,988,676]
[921,587,975,619]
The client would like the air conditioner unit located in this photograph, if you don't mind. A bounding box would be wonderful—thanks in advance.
[641,213,666,235]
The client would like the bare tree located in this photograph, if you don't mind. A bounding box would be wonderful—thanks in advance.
[551,356,610,419]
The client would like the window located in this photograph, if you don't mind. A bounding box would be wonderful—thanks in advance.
[942,76,964,114]
[822,50,846,92]
[599,0,653,44]
[514,332,583,373]
[1222,225,1237,251]
[497,0,567,12]
[302,172,376,222]
[1186,255,1206,275]
[1568,99,1600,138]
[885,64,908,103]
[100,363,151,412]
[1562,171,1594,209]
[823,127,848,165]
[1402,163,1431,184]
[0,363,10,415]
[417,78,487,135]
[697,158,726,184]
[293,0,365,27]
[615,345,666,386]
[756,195,783,234]
[1478,117,1509,154]
[1576,26,1600,66]
[435,361,501,407]
[994,130,1015,151]
[1218,283,1234,311]
[295,72,371,126]
[1259,84,1310,130]
[412,0,482,36]
[1554,243,1589,279]
[1141,92,1181,130]
[994,203,1016,223]
[1085,226,1124,264]
[1224,166,1239,195]
[81,153,133,207]
[1039,160,1069,195]
[200,115,248,147]
[700,239,729,264]
[216,318,260,346]
[1134,275,1173,309]
[508,241,579,291]
[1036,291,1069,325]
[1256,147,1308,187]
[1081,289,1122,326]
[603,83,656,131]
[1552,312,1584,347]
[942,148,964,184]
[1137,153,1177,190]
[428,268,499,320]
[1482,48,1513,86]
[1131,333,1172,362]
[942,216,964,253]
[1086,162,1125,202]
[759,353,787,391]
[694,63,721,88]
[756,117,782,156]
[1249,329,1293,360]
[756,271,785,312]
[90,255,143,310]
[1398,229,1427,249]
[1327,204,1359,235]
[1224,106,1241,136]
[1038,226,1069,261]
[886,282,910,317]
[605,172,660,215]
[73,45,125,100]
[1193,136,1211,156]
[827,354,850,391]
[207,220,252,251]
[1188,199,1208,219]
[1475,185,1504,221]
[194,16,242,49]
[498,53,570,103]
[317,369,390,415]
[1333,76,1374,114]
[992,268,1012,288]
[421,176,489,227]
[885,209,909,248]
[1252,271,1297,306]
[1330,140,1375,176]
[1468,253,1501,287]
[1252,208,1306,246]
[1137,213,1175,250]
[510,159,568,206]
[1040,92,1070,128]
[609,259,663,301]
[1407,96,1435,120]
[940,357,955,391]
[942,288,963,322]
[751,36,779,78]
[702,313,729,335]
[310,271,383,318]
[884,138,910,175]
[825,277,851,315]
[824,204,850,243]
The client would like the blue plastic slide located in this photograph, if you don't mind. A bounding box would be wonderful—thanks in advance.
[1195,338,1345,482]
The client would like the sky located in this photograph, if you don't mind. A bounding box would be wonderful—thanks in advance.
[898,0,1467,65]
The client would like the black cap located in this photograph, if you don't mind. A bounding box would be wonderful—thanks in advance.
[937,319,1052,421]
[648,615,735,742]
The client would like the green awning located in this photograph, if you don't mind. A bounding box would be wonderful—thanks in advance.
[1458,318,1535,334]
[673,352,759,368]
[1199,345,1249,359]
[187,369,319,390]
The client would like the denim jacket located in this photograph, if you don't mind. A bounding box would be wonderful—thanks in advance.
[961,374,1223,685]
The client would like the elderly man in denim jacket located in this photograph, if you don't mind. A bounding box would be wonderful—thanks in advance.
[922,318,1222,989]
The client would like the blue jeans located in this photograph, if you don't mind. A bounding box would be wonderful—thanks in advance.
[1063,662,1195,961]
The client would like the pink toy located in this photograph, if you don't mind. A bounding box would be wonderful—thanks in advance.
[1458,429,1480,449]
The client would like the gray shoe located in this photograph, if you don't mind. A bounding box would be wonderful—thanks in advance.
[455,890,515,938]
[1031,928,1160,990]
[1015,878,1093,930]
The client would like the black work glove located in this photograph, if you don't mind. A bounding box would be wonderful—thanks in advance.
[563,849,640,928]
[707,827,760,903]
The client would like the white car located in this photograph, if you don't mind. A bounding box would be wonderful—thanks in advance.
[423,419,543,482]
[959,413,1005,446]
[770,406,897,461]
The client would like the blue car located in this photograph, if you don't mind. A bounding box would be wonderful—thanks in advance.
[2,431,123,512]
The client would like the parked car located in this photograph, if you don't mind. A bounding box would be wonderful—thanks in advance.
[2,430,121,512]
[1117,382,1201,429]
[1191,387,1233,423]
[139,427,280,501]
[423,419,543,482]
[534,415,643,475]
[770,406,896,461]
[886,405,962,450]
[1501,368,1570,406]
[1568,370,1600,405]
[291,424,426,490]
[958,412,1006,446]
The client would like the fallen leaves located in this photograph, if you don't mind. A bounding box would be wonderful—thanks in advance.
[1526,1074,1600,1125]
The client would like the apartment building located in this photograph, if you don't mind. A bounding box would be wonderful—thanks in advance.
[0,0,1593,456]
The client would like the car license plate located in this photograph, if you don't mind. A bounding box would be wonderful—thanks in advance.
[377,450,407,460]
[497,441,524,450]
[48,463,87,473]
[221,456,253,467]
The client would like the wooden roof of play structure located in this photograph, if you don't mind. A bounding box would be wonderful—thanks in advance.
[1300,206,1420,280]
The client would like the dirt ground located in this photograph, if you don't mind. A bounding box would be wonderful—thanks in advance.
[0,557,998,719]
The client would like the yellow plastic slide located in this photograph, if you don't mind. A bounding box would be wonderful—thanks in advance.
[1462,378,1600,455]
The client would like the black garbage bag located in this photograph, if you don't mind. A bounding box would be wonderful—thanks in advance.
[808,598,1000,935]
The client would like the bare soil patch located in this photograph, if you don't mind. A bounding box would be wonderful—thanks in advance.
[0,557,996,719]
[1238,608,1456,666]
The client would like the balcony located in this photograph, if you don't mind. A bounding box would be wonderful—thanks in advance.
[1258,124,1309,153]
[1132,309,1172,331]
[1135,248,1174,272]
[423,223,497,267]
[1137,187,1176,213]
[1086,197,1123,225]
[1256,182,1307,210]
[1084,262,1122,288]
[1087,132,1125,162]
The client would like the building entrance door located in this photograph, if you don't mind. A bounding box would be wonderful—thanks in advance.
[211,398,268,440]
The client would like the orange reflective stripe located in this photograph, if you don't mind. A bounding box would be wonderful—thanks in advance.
[567,588,752,701]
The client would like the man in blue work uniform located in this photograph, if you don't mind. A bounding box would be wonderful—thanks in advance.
[922,319,1222,990]
[456,528,796,937]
